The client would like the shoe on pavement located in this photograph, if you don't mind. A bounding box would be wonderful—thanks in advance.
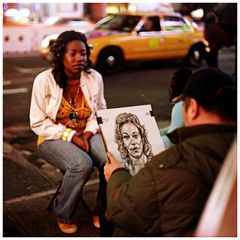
[92,215,100,229]
[57,218,78,234]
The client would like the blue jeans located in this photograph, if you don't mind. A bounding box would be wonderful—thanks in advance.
[38,133,108,224]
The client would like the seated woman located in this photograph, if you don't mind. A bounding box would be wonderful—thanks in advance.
[30,30,108,234]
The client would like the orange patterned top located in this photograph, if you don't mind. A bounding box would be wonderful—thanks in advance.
[55,95,92,136]
[37,94,91,145]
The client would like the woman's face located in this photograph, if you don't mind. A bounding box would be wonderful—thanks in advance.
[121,122,143,159]
[63,40,87,78]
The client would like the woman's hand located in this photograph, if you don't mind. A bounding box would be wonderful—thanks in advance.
[82,131,93,141]
[72,134,90,152]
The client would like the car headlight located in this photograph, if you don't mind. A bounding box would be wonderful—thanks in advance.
[41,38,50,49]
[88,43,93,48]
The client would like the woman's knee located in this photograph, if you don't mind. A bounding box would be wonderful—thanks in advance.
[68,156,93,176]
[89,134,108,166]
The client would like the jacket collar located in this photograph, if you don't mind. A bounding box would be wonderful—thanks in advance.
[168,124,236,144]
[80,70,98,97]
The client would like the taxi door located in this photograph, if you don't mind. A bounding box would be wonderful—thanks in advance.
[158,15,194,58]
[126,16,168,60]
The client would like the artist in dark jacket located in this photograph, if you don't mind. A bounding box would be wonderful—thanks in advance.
[104,68,237,237]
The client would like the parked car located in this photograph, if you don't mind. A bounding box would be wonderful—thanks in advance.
[39,17,94,56]
[43,16,95,27]
[40,12,208,73]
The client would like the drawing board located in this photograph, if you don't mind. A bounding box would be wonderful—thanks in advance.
[97,104,165,175]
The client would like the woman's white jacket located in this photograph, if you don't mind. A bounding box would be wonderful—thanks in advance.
[30,68,106,140]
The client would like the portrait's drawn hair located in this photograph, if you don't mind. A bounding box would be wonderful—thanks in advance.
[114,112,153,170]
[50,30,92,90]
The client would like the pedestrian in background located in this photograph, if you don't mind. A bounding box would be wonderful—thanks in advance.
[30,30,108,234]
[104,68,236,237]
[204,12,229,69]
[160,68,192,148]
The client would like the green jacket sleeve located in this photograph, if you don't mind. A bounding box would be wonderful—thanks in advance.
[106,163,159,236]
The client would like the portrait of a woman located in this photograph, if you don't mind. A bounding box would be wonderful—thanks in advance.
[114,112,153,175]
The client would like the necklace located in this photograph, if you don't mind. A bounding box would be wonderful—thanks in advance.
[67,86,80,106]
[66,86,80,121]
[68,111,79,121]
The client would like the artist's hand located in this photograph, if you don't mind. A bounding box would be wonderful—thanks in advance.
[72,134,90,152]
[104,152,122,182]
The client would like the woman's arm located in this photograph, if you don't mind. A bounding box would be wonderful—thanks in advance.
[84,70,107,134]
[29,71,66,140]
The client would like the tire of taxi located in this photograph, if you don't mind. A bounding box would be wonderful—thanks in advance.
[185,43,205,67]
[96,47,123,74]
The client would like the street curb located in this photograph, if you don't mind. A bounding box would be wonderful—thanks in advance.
[3,206,34,236]
[3,141,57,186]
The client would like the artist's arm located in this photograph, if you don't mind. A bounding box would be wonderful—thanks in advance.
[104,152,158,235]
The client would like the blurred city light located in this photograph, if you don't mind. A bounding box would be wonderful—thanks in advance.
[19,8,30,18]
[128,5,137,12]
[5,8,18,18]
[5,7,30,23]
[191,8,204,20]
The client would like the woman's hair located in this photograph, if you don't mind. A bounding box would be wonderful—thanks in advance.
[169,68,192,102]
[115,112,153,167]
[50,30,92,90]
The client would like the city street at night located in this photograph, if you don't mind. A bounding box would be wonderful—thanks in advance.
[3,1,237,237]
[3,46,236,237]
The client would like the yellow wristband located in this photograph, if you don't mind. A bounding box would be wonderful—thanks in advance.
[62,128,73,141]
[67,130,76,142]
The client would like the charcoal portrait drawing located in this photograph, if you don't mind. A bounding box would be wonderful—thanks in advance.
[115,112,153,175]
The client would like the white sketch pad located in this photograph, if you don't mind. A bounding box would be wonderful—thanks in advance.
[97,104,165,163]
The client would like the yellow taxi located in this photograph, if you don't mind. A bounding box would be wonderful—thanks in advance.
[40,12,208,73]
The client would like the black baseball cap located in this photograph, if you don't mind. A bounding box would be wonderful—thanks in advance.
[183,68,235,105]
[182,68,236,121]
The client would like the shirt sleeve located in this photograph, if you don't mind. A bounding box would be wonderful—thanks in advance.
[84,70,107,134]
[29,72,66,139]
[97,73,107,110]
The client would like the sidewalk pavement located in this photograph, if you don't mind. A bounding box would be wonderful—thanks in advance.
[3,121,169,237]
[3,46,235,237]
[3,125,100,237]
